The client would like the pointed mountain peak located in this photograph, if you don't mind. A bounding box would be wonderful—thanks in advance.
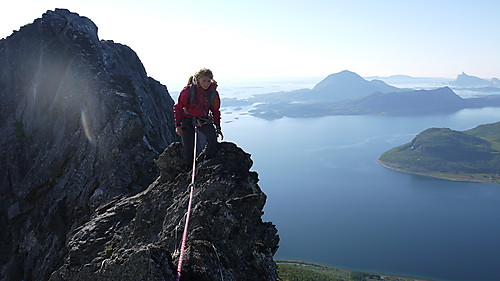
[451,72,490,87]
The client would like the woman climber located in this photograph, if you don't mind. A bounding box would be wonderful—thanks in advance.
[173,68,223,166]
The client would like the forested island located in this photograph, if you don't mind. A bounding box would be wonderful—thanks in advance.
[379,121,500,183]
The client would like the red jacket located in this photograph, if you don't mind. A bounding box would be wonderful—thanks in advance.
[173,83,221,127]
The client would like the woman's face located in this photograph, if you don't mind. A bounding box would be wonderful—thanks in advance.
[198,76,212,90]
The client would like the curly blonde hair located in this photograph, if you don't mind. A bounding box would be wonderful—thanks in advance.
[187,68,216,85]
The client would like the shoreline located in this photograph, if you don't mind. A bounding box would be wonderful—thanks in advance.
[276,259,431,281]
[377,158,499,184]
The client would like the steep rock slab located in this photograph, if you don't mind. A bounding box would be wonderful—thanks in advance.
[0,9,175,280]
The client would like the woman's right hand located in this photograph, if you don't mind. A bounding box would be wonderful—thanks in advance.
[176,126,183,136]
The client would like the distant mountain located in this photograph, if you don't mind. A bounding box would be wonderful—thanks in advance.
[223,70,500,120]
[364,75,451,86]
[387,75,414,79]
[378,121,500,183]
[492,78,500,87]
[249,70,404,103]
[450,72,499,87]
[344,87,465,115]
[310,70,402,101]
[249,86,500,119]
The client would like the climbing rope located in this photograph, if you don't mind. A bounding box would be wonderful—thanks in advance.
[176,123,199,281]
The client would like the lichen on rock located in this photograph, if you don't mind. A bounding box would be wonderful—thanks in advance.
[52,142,279,281]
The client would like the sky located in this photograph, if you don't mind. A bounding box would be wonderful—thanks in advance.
[1,0,499,89]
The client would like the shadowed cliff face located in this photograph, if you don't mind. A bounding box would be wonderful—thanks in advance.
[0,9,175,281]
[0,9,278,281]
[51,142,279,281]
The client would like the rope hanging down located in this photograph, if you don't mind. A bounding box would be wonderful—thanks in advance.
[176,124,199,281]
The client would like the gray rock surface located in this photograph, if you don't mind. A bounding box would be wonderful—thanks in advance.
[0,8,169,280]
[51,142,279,281]
[0,9,278,281]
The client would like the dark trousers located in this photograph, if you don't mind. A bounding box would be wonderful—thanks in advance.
[181,117,218,166]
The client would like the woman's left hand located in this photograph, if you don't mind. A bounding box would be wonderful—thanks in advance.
[217,127,224,140]
[175,126,183,136]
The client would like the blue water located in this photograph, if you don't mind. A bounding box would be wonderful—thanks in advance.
[222,107,500,281]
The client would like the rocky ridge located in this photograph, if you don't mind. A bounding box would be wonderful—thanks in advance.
[51,142,279,281]
[0,9,278,281]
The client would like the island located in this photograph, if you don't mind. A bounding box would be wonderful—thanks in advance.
[222,70,500,120]
[378,121,500,184]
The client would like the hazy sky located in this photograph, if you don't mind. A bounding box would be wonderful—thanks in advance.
[1,0,499,88]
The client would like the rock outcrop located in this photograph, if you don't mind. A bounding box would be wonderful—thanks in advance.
[0,8,175,280]
[0,9,278,281]
[51,142,279,280]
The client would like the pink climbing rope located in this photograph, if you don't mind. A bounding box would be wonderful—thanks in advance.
[176,124,199,281]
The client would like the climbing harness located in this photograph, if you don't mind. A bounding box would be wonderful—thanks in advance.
[176,121,199,281]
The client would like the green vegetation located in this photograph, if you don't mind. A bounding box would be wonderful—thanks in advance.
[14,120,26,139]
[379,121,500,183]
[350,271,381,280]
[276,260,417,281]
[277,262,346,281]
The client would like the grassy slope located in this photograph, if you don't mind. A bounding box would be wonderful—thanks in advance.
[378,121,500,183]
[276,260,425,281]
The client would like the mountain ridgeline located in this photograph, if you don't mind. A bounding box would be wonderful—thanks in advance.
[450,72,500,87]
[228,71,500,120]
[310,70,402,101]
[0,9,278,281]
[379,122,500,183]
